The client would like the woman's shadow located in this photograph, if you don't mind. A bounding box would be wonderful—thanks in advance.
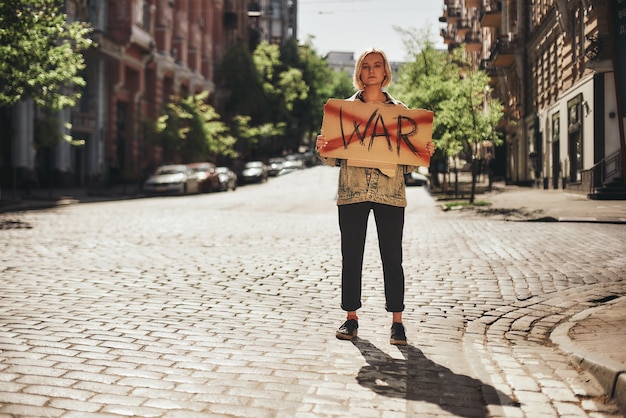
[352,338,519,417]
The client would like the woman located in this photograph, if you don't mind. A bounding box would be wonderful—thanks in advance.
[316,48,435,345]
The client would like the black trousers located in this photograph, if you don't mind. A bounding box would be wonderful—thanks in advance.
[338,202,405,313]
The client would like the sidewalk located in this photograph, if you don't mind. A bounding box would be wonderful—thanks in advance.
[478,182,626,223]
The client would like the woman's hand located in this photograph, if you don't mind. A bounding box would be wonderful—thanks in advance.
[425,141,435,156]
[316,135,328,151]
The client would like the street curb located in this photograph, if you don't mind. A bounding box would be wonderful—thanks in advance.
[553,217,626,224]
[442,204,626,224]
[0,193,146,214]
[551,312,626,414]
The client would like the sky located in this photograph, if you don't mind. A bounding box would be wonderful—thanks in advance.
[297,0,447,62]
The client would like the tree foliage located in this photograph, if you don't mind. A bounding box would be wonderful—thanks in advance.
[0,0,93,111]
[218,38,353,158]
[389,27,461,151]
[218,40,267,123]
[156,91,237,163]
[280,39,350,148]
[390,28,503,202]
[252,41,307,154]
[437,47,504,202]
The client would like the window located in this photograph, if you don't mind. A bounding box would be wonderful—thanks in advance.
[567,95,582,182]
[551,112,561,188]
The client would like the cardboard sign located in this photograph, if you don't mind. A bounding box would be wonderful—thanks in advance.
[320,99,433,177]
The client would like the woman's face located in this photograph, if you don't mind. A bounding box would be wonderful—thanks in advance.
[360,53,386,87]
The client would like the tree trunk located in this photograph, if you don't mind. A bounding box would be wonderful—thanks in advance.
[470,158,478,204]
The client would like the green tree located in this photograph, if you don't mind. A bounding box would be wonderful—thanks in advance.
[253,41,307,154]
[229,115,285,161]
[156,92,237,163]
[0,0,93,189]
[218,40,301,158]
[437,48,503,203]
[218,38,353,158]
[389,28,459,189]
[218,40,267,124]
[280,39,341,151]
[390,29,503,202]
[329,69,354,101]
[0,0,93,111]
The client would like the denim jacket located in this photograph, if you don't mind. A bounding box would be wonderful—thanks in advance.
[318,91,415,207]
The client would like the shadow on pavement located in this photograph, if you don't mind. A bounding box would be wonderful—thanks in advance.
[352,338,520,417]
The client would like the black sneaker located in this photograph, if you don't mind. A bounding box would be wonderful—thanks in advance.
[336,319,358,340]
[390,322,407,345]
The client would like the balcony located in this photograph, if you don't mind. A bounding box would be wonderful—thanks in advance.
[130,24,153,51]
[489,37,515,68]
[440,28,455,44]
[439,8,447,23]
[447,7,462,24]
[457,19,471,37]
[480,1,501,27]
[480,59,498,85]
[447,42,461,53]
[488,68,499,86]
[466,41,482,52]
[248,1,262,17]
[71,111,96,133]
[585,34,612,61]
[464,32,482,52]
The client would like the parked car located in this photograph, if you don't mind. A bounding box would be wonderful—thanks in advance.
[267,157,285,177]
[144,164,200,195]
[240,161,268,184]
[404,169,430,188]
[216,166,237,191]
[278,159,304,175]
[187,162,219,193]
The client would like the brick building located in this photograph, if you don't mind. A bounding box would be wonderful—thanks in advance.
[440,0,625,197]
[4,0,250,189]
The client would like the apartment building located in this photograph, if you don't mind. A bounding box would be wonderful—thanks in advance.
[5,0,252,189]
[247,0,297,49]
[440,0,625,196]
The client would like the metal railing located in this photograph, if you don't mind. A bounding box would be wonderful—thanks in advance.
[585,150,622,194]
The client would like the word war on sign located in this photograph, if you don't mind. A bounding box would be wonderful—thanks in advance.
[320,99,434,177]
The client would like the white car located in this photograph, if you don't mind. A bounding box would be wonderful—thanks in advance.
[143,164,200,195]
[404,170,430,188]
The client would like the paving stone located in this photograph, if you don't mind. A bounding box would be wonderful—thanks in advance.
[0,404,65,417]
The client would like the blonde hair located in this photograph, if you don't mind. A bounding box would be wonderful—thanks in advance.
[353,48,393,91]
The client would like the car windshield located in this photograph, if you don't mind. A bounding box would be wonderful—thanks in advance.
[216,167,228,173]
[245,162,263,168]
[157,167,184,175]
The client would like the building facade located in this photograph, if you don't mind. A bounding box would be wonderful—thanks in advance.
[247,0,297,50]
[4,0,254,190]
[440,0,625,196]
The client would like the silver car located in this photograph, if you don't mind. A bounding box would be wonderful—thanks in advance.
[144,164,200,195]
[240,161,268,184]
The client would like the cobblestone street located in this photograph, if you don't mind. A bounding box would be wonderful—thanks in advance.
[1,165,625,417]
